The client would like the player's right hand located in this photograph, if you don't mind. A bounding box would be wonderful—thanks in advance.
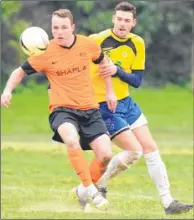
[1,92,12,108]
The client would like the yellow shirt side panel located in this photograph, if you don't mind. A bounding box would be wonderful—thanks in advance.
[90,31,145,103]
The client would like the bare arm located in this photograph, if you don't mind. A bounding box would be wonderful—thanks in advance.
[99,56,114,93]
[89,37,117,112]
[1,67,25,108]
[99,56,117,112]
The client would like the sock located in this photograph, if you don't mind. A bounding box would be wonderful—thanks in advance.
[68,149,92,187]
[77,183,87,198]
[144,150,173,208]
[96,150,142,188]
[77,183,98,198]
[89,157,105,184]
[86,184,98,197]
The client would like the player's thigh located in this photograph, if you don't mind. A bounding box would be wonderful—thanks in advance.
[49,109,80,148]
[126,100,157,153]
[132,124,158,154]
[112,129,142,152]
[57,122,79,144]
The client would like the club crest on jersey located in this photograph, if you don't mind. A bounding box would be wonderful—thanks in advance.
[122,52,128,57]
[80,51,86,57]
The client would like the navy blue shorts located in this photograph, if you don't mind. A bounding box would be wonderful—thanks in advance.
[99,97,142,139]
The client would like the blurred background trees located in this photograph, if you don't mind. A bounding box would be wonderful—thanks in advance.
[1,0,193,88]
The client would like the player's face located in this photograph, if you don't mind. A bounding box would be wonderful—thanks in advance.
[52,16,75,46]
[112,11,136,38]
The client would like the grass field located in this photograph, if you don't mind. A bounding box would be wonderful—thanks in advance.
[1,85,193,219]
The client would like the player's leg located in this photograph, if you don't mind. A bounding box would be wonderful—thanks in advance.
[88,133,113,209]
[77,134,111,202]
[75,132,112,193]
[89,134,112,182]
[71,109,111,210]
[126,97,170,200]
[77,133,111,203]
[73,134,111,211]
[131,119,173,207]
[93,99,142,189]
[49,108,102,207]
[128,101,193,214]
[78,134,106,184]
[132,123,193,214]
[58,123,107,210]
[95,129,143,190]
[57,122,93,186]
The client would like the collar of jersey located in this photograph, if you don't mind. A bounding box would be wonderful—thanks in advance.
[60,34,77,49]
[110,29,131,42]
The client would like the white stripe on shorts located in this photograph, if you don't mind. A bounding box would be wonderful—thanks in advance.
[130,113,148,130]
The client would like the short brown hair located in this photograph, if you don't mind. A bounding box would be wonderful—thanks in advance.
[52,9,73,24]
[115,2,136,18]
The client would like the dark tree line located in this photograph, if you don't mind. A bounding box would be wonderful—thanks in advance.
[1,0,193,88]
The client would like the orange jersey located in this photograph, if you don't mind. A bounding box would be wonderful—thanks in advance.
[21,35,104,111]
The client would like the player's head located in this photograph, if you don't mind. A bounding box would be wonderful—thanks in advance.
[52,9,75,46]
[112,2,136,38]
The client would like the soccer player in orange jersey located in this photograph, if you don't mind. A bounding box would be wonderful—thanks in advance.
[1,9,118,210]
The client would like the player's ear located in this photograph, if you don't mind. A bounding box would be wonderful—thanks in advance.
[112,14,115,24]
[132,19,136,28]
[72,24,76,32]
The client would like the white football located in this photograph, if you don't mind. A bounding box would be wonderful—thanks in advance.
[20,27,49,56]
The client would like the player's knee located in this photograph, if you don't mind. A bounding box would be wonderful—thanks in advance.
[98,148,112,162]
[143,140,158,154]
[121,150,142,167]
[101,155,112,168]
[66,138,80,150]
[132,150,142,161]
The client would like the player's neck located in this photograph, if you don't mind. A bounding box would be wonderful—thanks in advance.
[61,34,76,48]
[111,29,128,40]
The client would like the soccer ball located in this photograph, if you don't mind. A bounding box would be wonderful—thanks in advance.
[20,27,49,56]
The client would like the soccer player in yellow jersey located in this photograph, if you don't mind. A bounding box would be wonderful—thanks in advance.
[75,1,193,215]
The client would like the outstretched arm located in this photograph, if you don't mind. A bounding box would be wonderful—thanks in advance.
[1,67,25,108]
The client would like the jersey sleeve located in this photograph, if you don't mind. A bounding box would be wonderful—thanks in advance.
[88,38,104,64]
[131,37,145,70]
[21,54,45,75]
[88,34,99,40]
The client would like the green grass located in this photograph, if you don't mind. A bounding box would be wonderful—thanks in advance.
[1,85,193,219]
[2,85,193,143]
[1,144,193,219]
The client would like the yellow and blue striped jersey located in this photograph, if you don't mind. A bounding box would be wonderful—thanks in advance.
[89,29,145,103]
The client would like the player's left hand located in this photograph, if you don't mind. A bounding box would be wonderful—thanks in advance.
[106,90,117,113]
[99,63,118,78]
